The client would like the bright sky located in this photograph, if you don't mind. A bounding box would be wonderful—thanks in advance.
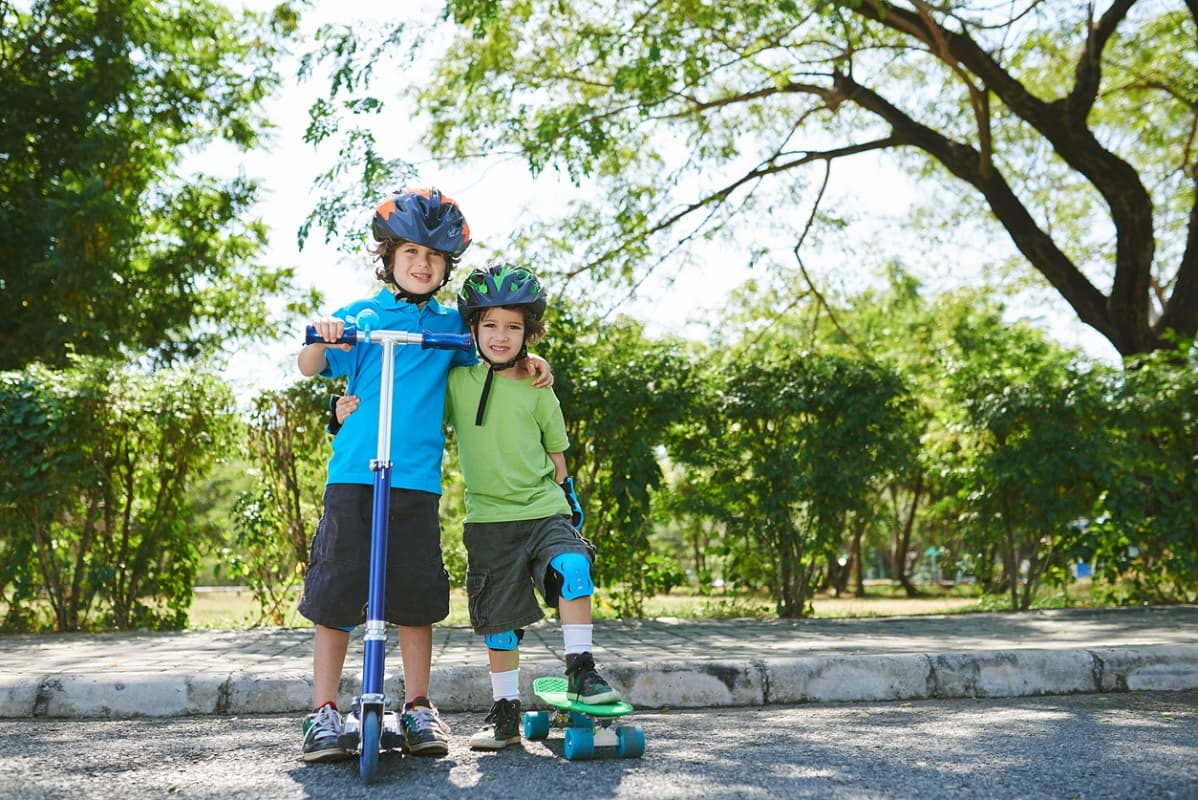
[216,1,1118,395]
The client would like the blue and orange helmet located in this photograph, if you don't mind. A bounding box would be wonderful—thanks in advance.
[372,187,471,258]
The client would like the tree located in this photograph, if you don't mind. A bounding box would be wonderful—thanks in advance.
[0,0,302,369]
[308,0,1196,357]
[1092,340,1198,604]
[672,348,915,617]
[937,317,1115,610]
[230,379,335,625]
[0,359,237,631]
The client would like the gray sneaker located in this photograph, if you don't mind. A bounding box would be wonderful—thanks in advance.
[302,704,350,763]
[402,697,450,756]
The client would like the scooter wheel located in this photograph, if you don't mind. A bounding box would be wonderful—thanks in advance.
[359,709,380,783]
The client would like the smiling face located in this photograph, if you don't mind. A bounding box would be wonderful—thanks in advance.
[390,241,447,296]
[476,306,527,365]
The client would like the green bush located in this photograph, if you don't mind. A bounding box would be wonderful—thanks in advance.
[0,359,236,631]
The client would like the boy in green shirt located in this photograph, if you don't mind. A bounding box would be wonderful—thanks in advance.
[448,263,620,750]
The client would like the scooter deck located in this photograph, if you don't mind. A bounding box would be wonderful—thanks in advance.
[339,707,405,752]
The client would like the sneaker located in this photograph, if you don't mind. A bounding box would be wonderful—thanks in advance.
[565,652,620,705]
[469,699,523,751]
[401,697,450,756]
[302,703,350,763]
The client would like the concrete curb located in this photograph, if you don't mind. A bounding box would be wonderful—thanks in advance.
[4,645,1196,719]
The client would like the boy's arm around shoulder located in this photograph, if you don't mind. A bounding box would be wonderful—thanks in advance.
[525,353,553,387]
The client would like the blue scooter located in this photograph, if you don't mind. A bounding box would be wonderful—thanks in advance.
[306,312,472,782]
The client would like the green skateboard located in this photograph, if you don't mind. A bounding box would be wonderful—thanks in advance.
[523,676,646,760]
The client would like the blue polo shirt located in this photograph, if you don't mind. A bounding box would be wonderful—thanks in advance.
[321,289,476,493]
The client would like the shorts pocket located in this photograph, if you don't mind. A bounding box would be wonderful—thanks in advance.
[466,571,489,630]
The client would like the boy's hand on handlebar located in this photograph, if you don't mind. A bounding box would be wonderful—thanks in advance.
[311,317,352,351]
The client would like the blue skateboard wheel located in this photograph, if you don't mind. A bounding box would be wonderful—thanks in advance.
[564,726,594,761]
[616,725,646,758]
[523,710,551,740]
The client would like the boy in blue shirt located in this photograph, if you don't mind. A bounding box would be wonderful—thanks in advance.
[297,190,550,762]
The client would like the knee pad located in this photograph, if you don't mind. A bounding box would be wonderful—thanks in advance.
[484,629,524,651]
[549,552,594,600]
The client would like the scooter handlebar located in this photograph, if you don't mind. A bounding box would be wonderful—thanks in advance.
[305,324,360,346]
[304,326,474,352]
[418,331,474,352]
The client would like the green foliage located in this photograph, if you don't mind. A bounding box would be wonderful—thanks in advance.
[1090,340,1198,604]
[940,334,1116,610]
[0,359,237,631]
[671,346,916,617]
[539,309,698,616]
[228,379,334,625]
[0,0,301,369]
[311,1,1197,355]
[296,22,416,252]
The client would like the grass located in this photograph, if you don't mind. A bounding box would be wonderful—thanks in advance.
[7,580,1096,631]
[188,582,1000,630]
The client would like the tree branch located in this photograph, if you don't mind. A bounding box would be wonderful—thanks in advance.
[1157,175,1198,339]
[832,69,1117,344]
[569,136,901,282]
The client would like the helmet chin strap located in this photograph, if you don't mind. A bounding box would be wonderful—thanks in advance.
[394,287,436,304]
[390,271,450,305]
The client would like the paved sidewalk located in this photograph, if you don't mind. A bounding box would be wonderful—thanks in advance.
[0,605,1195,718]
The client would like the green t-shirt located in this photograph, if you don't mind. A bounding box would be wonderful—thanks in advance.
[446,363,571,523]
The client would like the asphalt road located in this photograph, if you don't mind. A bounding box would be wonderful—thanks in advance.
[1,691,1195,800]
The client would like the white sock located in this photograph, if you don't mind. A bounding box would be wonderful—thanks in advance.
[490,668,520,701]
[562,623,593,655]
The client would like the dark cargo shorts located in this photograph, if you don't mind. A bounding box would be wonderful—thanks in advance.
[298,484,450,628]
[463,514,594,636]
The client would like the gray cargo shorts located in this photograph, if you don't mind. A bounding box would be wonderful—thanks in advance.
[462,514,594,635]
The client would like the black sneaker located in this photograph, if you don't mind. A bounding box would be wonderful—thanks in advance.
[302,704,350,763]
[402,697,450,756]
[565,652,620,705]
[469,698,523,750]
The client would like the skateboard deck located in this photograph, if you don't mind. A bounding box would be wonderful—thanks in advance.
[524,676,645,760]
[532,676,635,716]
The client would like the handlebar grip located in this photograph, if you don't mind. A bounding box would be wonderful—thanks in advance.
[420,331,474,352]
[304,324,359,345]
